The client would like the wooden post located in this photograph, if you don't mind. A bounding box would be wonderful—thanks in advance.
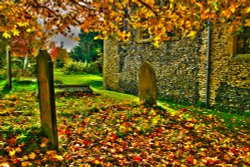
[6,45,12,90]
[37,50,58,149]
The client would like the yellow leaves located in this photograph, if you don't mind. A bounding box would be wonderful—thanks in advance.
[185,20,192,29]
[222,8,233,18]
[46,150,63,161]
[53,154,64,161]
[21,161,32,167]
[229,4,236,13]
[9,149,16,157]
[196,2,203,10]
[22,155,29,161]
[29,152,36,159]
[94,36,99,40]
[244,19,250,27]
[11,29,20,36]
[117,30,131,42]
[3,31,11,38]
[148,108,156,116]
[31,48,39,57]
[40,138,49,148]
[169,3,174,9]
[245,6,250,13]
[186,31,197,38]
[73,36,80,41]
[143,0,155,7]
[0,163,10,167]
[26,28,32,33]
[119,124,126,132]
[16,147,22,153]
[152,115,160,126]
[17,22,29,27]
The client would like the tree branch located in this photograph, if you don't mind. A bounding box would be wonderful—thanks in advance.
[32,0,63,20]
[137,0,158,16]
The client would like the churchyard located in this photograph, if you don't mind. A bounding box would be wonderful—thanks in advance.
[0,53,249,166]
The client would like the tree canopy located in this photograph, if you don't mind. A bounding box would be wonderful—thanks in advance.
[1,0,250,50]
[69,31,103,62]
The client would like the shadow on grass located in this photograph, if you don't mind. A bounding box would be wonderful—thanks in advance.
[1,83,11,94]
[86,80,103,89]
[0,79,37,96]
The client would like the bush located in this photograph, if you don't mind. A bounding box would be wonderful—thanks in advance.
[63,60,99,74]
[0,69,6,80]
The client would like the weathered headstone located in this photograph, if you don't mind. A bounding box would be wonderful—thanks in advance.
[138,61,157,106]
[37,50,58,149]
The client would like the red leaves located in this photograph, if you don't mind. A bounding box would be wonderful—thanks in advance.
[82,140,90,146]
[124,122,131,127]
[155,127,163,133]
[186,155,194,164]
[132,155,142,162]
[203,157,220,166]
[230,147,238,156]
[1,91,250,166]
[7,137,17,146]
[110,134,117,142]
[182,108,188,112]
[50,47,58,60]
[64,129,71,135]
[241,146,249,152]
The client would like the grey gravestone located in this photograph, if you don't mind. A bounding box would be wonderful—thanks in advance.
[54,84,93,93]
[138,61,157,106]
[37,50,58,149]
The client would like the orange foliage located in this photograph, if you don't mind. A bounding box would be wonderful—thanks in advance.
[1,0,250,49]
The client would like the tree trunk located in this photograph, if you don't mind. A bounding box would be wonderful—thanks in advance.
[6,45,12,90]
[23,55,28,69]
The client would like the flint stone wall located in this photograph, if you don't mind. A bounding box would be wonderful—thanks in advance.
[208,25,250,112]
[104,34,204,104]
[103,26,250,113]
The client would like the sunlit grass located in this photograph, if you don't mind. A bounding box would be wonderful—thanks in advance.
[54,69,103,89]
[1,70,249,133]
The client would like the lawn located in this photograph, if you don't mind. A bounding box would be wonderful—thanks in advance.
[0,72,249,166]
[54,70,103,89]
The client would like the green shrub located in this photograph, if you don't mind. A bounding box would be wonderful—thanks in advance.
[0,69,6,80]
[63,60,99,74]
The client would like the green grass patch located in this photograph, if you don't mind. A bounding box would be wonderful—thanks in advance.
[54,69,103,89]
[93,89,138,103]
[1,70,249,134]
[0,78,37,94]
[159,98,250,133]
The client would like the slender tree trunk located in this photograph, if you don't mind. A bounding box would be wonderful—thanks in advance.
[23,55,28,69]
[6,45,12,89]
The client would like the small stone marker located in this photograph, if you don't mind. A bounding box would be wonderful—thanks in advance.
[138,61,157,106]
[37,50,58,149]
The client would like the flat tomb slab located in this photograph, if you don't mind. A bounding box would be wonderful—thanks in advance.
[54,84,93,93]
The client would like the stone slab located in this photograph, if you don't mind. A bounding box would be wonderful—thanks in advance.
[54,84,93,93]
[138,61,157,106]
[37,50,58,149]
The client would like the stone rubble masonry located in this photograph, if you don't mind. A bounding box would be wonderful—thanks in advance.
[103,26,250,113]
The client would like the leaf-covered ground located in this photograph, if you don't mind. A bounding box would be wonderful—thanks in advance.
[0,91,249,167]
